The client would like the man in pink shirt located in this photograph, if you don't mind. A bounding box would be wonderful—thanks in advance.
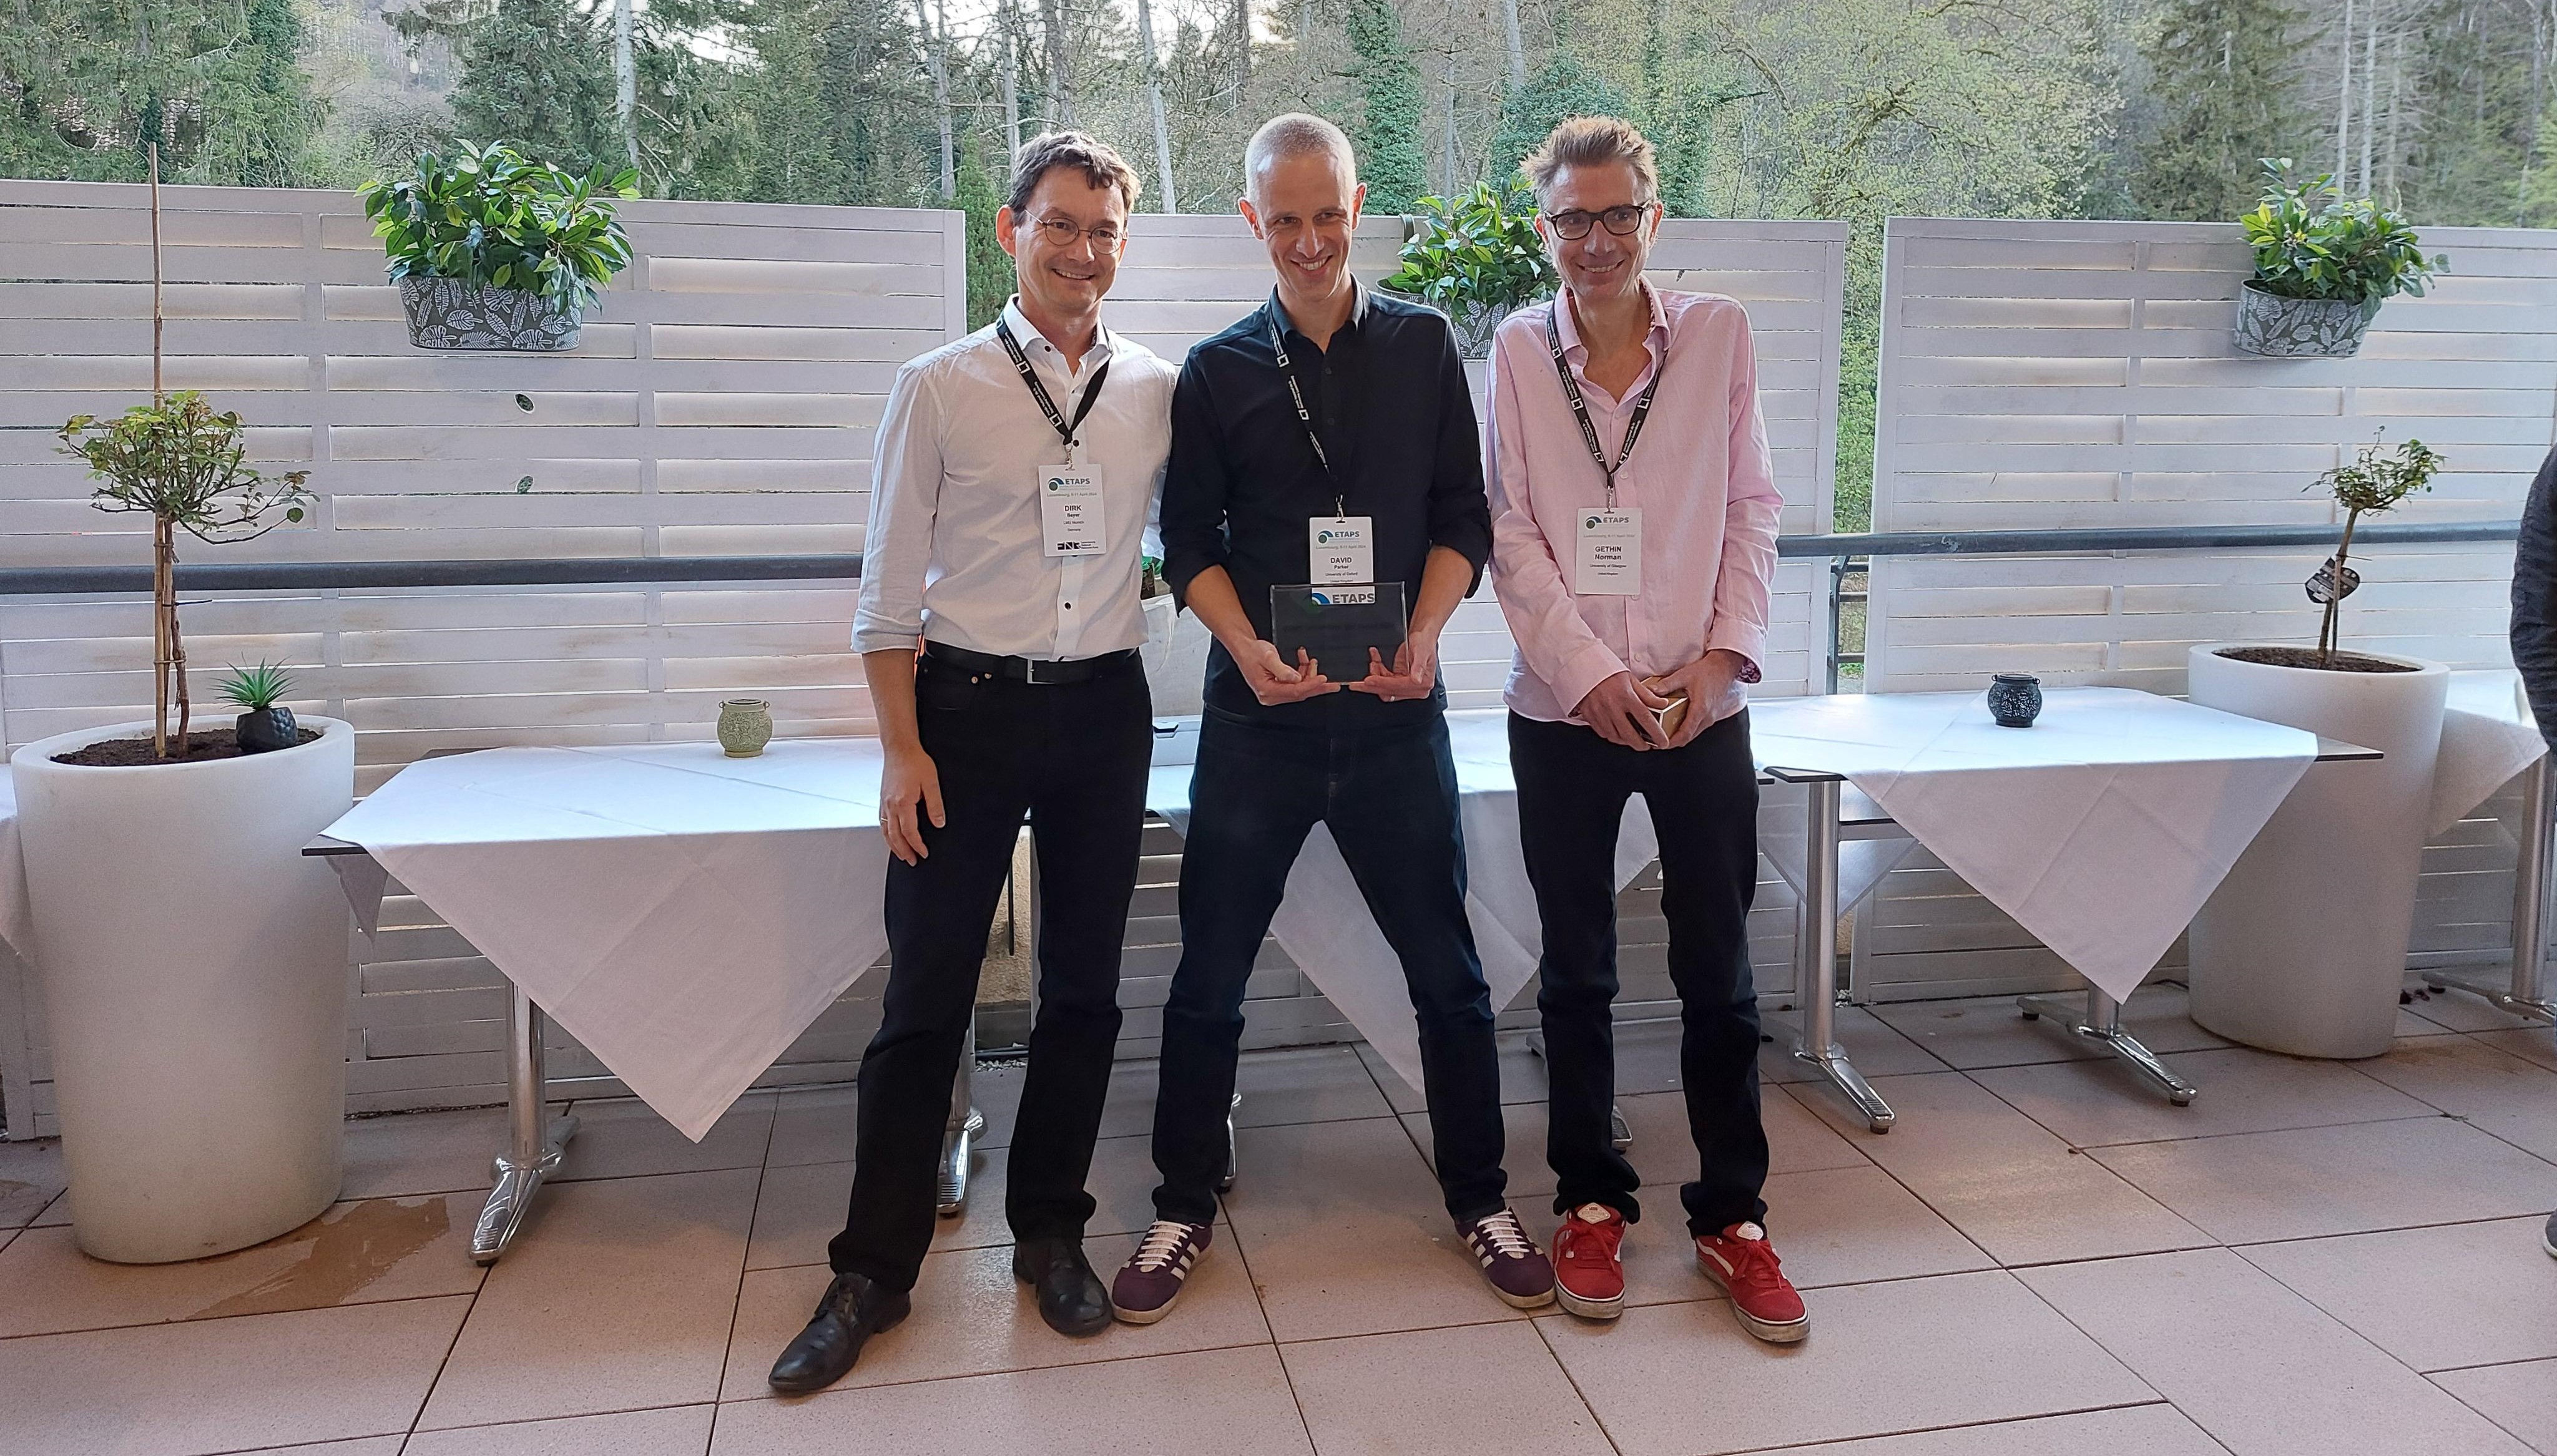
[1485,116,1804,1342]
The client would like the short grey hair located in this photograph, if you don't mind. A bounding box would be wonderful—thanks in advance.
[1243,114,1357,202]
[1522,116,1660,208]
[1007,130,1142,218]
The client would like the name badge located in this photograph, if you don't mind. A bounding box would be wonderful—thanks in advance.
[1574,508,1642,595]
[1040,466,1107,557]
[1309,515,1375,585]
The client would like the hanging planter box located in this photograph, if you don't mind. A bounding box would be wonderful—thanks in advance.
[398,276,586,352]
[2232,280,2375,359]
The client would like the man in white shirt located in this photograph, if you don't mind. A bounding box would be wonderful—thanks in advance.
[769,132,1178,1394]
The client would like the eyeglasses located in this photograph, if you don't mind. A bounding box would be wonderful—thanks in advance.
[1541,203,1656,240]
[1031,216,1125,250]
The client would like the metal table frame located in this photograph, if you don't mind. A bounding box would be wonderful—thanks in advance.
[1765,736,2383,1129]
[2425,756,2557,1026]
[302,834,984,1264]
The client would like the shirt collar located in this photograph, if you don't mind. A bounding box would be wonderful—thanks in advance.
[1000,296,1114,376]
[1267,279,1368,349]
[1553,280,1667,361]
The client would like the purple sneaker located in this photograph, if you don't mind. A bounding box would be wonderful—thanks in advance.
[1111,1220,1213,1324]
[1458,1208,1557,1309]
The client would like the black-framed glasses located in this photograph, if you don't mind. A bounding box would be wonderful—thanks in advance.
[1541,203,1655,240]
[1031,215,1126,250]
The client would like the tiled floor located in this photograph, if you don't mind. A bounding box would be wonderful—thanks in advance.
[5,984,2557,1455]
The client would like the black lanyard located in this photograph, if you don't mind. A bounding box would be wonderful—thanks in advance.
[1267,308,1347,518]
[1546,305,1660,510]
[996,318,1110,464]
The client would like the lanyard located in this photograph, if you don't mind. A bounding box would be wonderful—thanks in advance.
[996,318,1110,466]
[1546,305,1660,510]
[1267,310,1347,518]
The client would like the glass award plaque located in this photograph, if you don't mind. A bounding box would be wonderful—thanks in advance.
[1269,582,1408,683]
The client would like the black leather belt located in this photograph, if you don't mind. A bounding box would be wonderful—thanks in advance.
[921,641,1137,685]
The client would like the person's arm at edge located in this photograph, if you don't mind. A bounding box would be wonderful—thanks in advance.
[851,361,948,863]
[2511,446,2557,754]
[1352,320,1495,698]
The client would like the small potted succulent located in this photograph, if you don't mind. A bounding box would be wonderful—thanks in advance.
[221,661,303,753]
[359,140,639,351]
[2234,159,2445,359]
[2186,434,2451,1061]
[1379,178,1559,359]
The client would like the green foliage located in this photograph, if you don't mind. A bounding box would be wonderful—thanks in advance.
[1490,54,1630,185]
[956,131,1014,330]
[434,0,624,178]
[1379,178,1557,315]
[57,392,311,544]
[719,0,936,207]
[2240,159,2445,307]
[359,140,639,311]
[1341,0,1425,213]
[0,0,321,185]
[2126,0,2308,221]
[217,660,297,711]
[2317,432,2442,519]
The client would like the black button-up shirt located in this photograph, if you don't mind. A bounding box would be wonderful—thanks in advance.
[1161,286,1494,727]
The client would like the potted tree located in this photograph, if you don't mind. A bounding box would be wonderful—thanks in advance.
[2186,436,2451,1059]
[2233,159,2445,359]
[11,165,358,1262]
[360,140,638,351]
[1379,177,1558,360]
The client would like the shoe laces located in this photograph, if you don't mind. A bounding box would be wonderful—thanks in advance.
[1710,1227,1788,1291]
[1469,1209,1536,1259]
[1555,1213,1621,1269]
[1131,1219,1199,1273]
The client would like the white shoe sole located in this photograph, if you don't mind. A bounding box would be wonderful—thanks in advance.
[1699,1254,1809,1344]
[1109,1294,1178,1326]
[1488,1280,1558,1310]
[1556,1284,1624,1320]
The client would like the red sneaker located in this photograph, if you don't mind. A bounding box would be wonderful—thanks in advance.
[1553,1203,1626,1320]
[1695,1221,1808,1343]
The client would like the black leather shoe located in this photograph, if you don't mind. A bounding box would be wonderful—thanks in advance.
[768,1271,910,1393]
[1013,1235,1111,1336]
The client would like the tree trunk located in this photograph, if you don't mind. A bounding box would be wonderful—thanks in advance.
[1501,0,1526,91]
[2335,0,2354,182]
[920,0,955,198]
[1001,0,1023,156]
[1235,0,1252,86]
[2357,12,2378,195]
[2319,508,2363,666]
[1136,0,1178,210]
[1040,0,1074,127]
[614,0,637,173]
[152,520,172,758]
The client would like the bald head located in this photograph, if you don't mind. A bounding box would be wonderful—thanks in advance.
[1244,114,1357,203]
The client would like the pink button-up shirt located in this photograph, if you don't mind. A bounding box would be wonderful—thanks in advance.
[1485,286,1784,723]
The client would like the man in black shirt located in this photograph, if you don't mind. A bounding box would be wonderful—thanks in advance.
[1107,114,1554,1324]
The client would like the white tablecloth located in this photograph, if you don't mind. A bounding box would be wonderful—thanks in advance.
[1748,688,2320,1003]
[324,741,893,1140]
[2430,669,2548,836]
[1146,711,1657,1093]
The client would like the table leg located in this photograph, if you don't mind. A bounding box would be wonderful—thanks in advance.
[2425,756,2557,1025]
[2017,987,2197,1105]
[938,1022,986,1216]
[1523,1030,1633,1151]
[1219,1092,1242,1193]
[472,982,577,1265]
[1792,779,1894,1132]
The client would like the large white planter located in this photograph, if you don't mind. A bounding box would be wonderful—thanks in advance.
[2186,645,2448,1058]
[12,717,356,1261]
[1140,594,1214,718]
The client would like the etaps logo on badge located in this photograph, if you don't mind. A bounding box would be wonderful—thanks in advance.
[1318,530,1335,544]
[1049,477,1066,491]
[1587,515,1602,530]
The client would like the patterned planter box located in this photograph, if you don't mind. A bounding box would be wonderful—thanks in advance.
[2232,280,2373,359]
[398,276,586,352]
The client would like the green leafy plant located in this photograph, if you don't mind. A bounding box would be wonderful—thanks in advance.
[2241,159,2446,311]
[2305,433,2444,665]
[358,140,639,311]
[217,660,297,712]
[1380,178,1558,351]
[59,393,313,759]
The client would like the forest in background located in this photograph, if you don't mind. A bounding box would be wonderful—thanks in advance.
[5,0,2552,522]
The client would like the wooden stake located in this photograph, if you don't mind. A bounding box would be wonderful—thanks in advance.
[149,141,162,403]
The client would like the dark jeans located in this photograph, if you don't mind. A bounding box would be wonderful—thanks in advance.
[1152,708,1508,1226]
[828,652,1152,1292]
[1510,708,1770,1236]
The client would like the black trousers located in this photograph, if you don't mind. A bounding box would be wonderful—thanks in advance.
[827,652,1152,1292]
[1152,708,1508,1227]
[1509,708,1770,1236]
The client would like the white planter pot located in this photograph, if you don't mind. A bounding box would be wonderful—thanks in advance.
[1139,594,1214,718]
[11,717,356,1261]
[2186,646,2447,1058]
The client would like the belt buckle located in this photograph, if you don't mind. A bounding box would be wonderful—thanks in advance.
[1024,657,1066,686]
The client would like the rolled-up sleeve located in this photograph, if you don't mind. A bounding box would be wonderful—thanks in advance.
[851,360,943,655]
[1486,326,1626,718]
[1426,327,1494,591]
[1159,356,1230,605]
[1702,314,1782,678]
[2511,447,2557,753]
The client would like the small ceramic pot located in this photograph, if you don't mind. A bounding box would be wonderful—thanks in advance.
[718,698,773,757]
[235,706,300,753]
[1986,673,2043,728]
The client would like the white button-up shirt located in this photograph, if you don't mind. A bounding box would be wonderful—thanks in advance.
[853,298,1177,660]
